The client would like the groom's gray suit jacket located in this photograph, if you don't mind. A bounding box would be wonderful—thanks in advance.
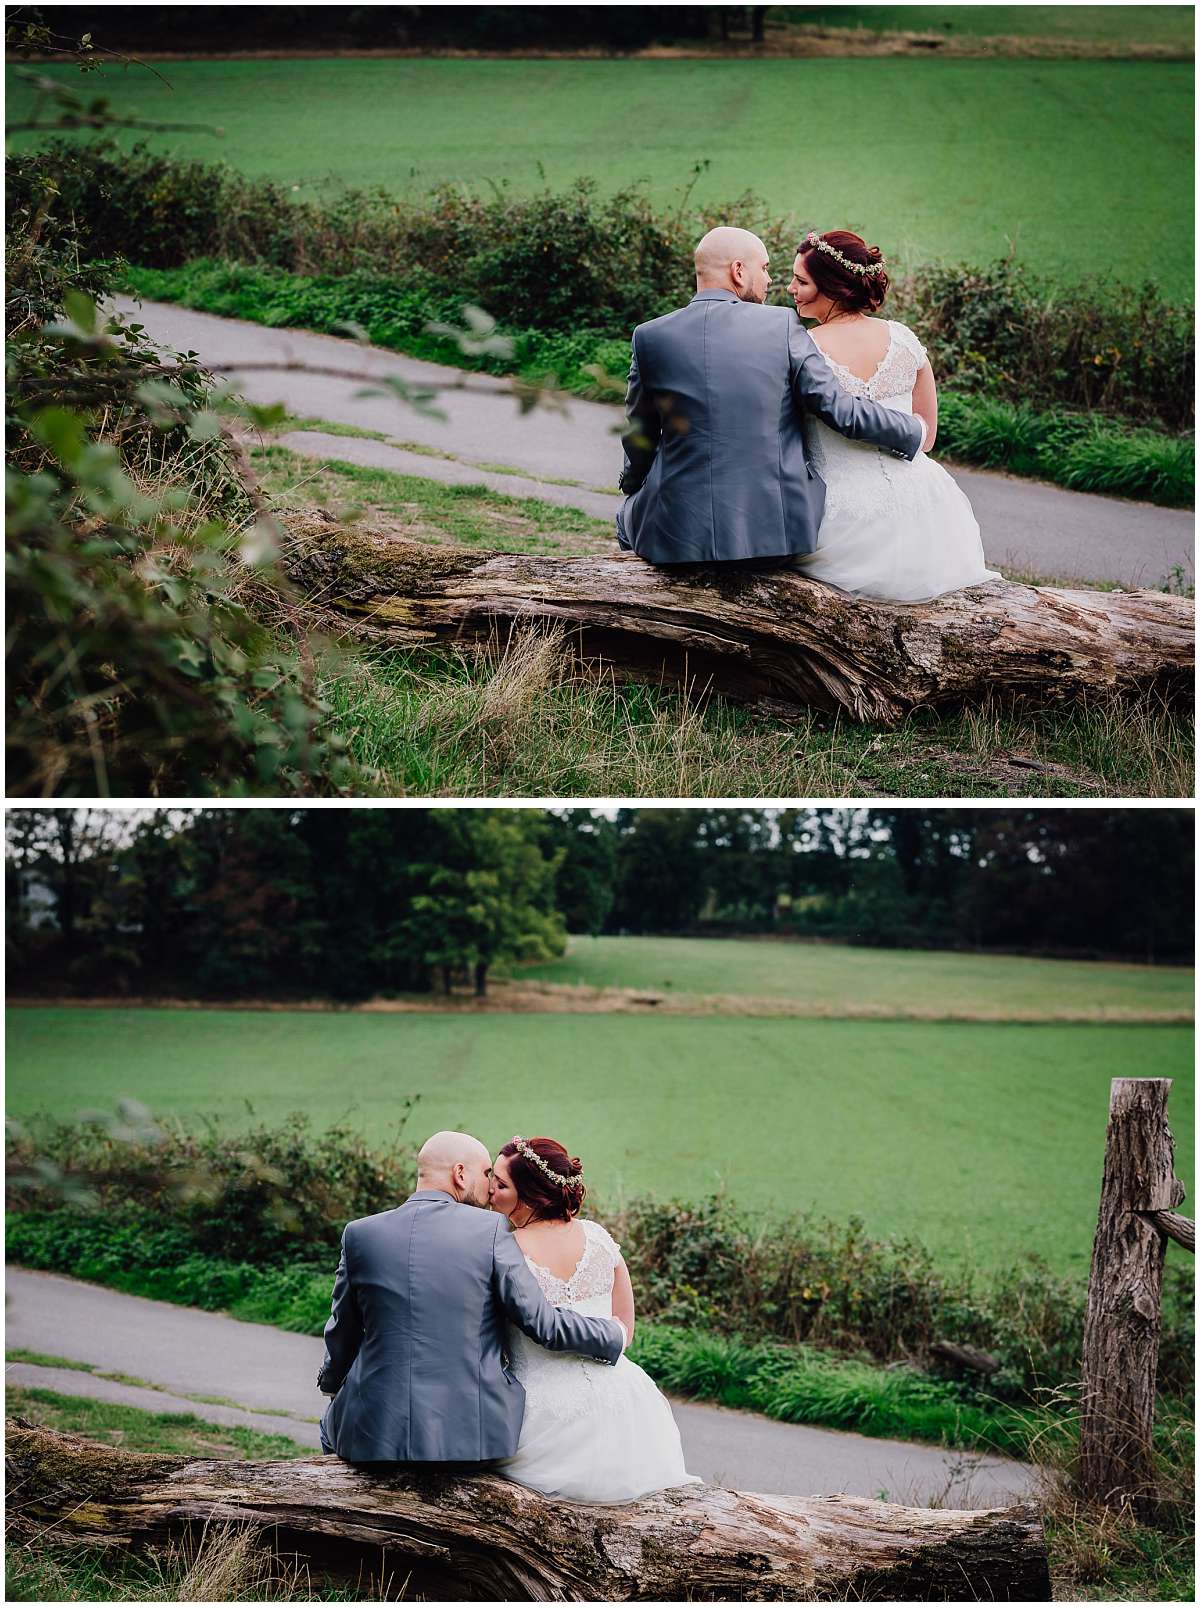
[616,289,924,564]
[317,1189,625,1464]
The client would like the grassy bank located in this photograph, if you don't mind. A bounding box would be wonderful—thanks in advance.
[3,1389,354,1603]
[129,259,1193,506]
[6,1011,1195,1271]
[7,58,1192,295]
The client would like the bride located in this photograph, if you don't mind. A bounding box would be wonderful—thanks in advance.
[788,229,999,601]
[489,1134,700,1503]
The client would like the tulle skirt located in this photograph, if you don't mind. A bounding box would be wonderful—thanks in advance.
[796,426,1000,603]
[498,1351,701,1504]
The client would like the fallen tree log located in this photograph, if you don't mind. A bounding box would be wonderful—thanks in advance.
[7,1422,1050,1601]
[929,1340,1002,1376]
[282,520,1193,724]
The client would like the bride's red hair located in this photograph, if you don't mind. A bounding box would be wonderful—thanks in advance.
[499,1136,586,1222]
[800,230,889,314]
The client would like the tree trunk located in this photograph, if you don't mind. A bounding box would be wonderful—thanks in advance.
[474,960,488,997]
[1078,1078,1186,1515]
[282,524,1194,727]
[6,1423,1051,1602]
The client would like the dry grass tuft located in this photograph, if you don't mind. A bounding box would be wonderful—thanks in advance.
[1024,1392,1195,1602]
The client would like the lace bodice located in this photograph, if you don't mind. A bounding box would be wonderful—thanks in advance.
[520,1219,621,1309]
[804,320,928,517]
[815,319,927,403]
[507,1219,624,1426]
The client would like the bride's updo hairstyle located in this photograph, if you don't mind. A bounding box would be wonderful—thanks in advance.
[800,230,889,314]
[499,1136,586,1222]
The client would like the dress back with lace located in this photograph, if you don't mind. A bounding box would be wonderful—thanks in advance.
[507,1219,622,1421]
[803,318,927,530]
[816,318,926,405]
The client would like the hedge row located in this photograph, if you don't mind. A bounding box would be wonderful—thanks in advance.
[9,141,1193,429]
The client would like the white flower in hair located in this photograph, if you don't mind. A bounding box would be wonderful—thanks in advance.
[805,231,887,277]
[511,1135,583,1190]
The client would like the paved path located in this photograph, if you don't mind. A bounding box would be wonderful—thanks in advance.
[6,1267,1038,1508]
[116,295,1192,589]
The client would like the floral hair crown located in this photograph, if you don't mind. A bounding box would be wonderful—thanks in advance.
[804,231,887,277]
[511,1135,583,1190]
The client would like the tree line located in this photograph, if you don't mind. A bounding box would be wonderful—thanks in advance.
[5,808,1191,1001]
[20,7,768,55]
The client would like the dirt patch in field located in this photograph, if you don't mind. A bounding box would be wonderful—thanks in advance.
[9,982,1190,1025]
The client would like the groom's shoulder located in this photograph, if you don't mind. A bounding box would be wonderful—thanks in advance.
[633,303,692,342]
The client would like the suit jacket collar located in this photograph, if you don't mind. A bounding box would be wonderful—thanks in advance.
[691,289,741,303]
[406,1187,457,1204]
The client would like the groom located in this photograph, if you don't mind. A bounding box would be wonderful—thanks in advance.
[616,226,926,565]
[317,1130,625,1465]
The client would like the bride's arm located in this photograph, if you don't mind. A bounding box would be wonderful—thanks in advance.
[612,1256,635,1348]
[911,360,938,454]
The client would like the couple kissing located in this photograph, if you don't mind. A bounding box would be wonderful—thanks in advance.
[617,225,997,601]
[318,1130,698,1503]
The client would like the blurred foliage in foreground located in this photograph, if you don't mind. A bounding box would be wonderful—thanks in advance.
[4,174,356,796]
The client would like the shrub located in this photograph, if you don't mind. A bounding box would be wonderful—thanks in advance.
[891,259,1194,432]
[6,1110,417,1263]
[613,1195,1194,1402]
[5,187,356,795]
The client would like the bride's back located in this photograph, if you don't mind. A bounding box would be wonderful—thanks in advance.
[808,315,893,383]
[515,1219,589,1284]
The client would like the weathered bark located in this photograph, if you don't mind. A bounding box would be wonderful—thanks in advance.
[6,1423,1050,1602]
[1079,1078,1186,1514]
[282,523,1194,726]
[1139,1209,1196,1254]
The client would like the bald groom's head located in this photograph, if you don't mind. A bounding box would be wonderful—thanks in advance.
[694,226,771,304]
[417,1130,492,1208]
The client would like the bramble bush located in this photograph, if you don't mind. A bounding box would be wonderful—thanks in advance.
[6,1110,416,1263]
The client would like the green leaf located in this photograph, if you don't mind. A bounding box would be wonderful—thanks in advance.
[242,401,289,430]
[62,290,97,333]
[186,411,223,443]
[28,406,89,468]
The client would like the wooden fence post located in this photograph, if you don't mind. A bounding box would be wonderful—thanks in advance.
[1078,1078,1191,1515]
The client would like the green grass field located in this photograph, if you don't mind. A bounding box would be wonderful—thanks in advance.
[521,936,1194,1017]
[6,58,1192,293]
[782,5,1195,46]
[5,1006,1192,1276]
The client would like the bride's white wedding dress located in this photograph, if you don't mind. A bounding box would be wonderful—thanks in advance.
[797,319,1000,601]
[499,1219,700,1503]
